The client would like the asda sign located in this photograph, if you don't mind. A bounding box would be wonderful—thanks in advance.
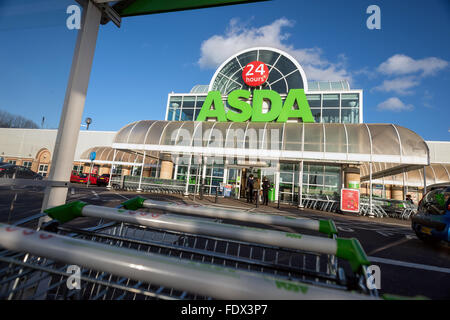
[196,89,315,123]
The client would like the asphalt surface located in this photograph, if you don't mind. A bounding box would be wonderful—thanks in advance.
[0,185,449,300]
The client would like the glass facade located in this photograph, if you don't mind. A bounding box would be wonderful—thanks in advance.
[303,165,340,195]
[176,158,225,195]
[275,163,341,203]
[174,159,341,200]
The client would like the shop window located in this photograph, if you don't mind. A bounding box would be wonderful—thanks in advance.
[8,160,16,165]
[341,94,359,108]
[280,163,295,171]
[323,94,339,108]
[322,109,340,123]
[168,96,182,121]
[38,164,48,177]
[311,109,321,123]
[341,108,359,124]
[132,166,141,176]
[73,165,83,173]
[113,165,122,175]
[182,96,195,108]
[23,161,32,169]
[181,108,194,121]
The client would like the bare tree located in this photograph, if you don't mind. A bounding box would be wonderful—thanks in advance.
[0,110,39,129]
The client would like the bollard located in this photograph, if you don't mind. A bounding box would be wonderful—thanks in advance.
[215,186,218,203]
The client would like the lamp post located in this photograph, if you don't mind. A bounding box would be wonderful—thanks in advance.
[85,117,92,130]
[171,103,179,121]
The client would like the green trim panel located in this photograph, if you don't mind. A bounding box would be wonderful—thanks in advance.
[336,238,371,272]
[44,201,88,223]
[318,220,338,236]
[118,0,269,18]
[121,196,146,210]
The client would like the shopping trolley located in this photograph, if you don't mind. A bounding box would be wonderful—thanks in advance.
[0,201,379,300]
[120,197,339,238]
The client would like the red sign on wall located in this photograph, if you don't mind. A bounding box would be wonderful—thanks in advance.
[242,61,269,87]
[340,188,360,213]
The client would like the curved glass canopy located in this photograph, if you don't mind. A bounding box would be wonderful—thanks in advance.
[362,163,450,188]
[209,47,308,95]
[77,146,158,166]
[113,121,429,170]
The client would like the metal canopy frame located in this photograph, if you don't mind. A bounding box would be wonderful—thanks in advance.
[111,0,270,18]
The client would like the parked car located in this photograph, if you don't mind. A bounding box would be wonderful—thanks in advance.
[86,173,98,185]
[96,174,110,186]
[411,183,450,244]
[0,164,43,180]
[70,171,87,184]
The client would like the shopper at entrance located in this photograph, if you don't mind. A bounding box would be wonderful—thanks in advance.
[247,174,254,203]
[406,194,414,204]
[262,176,270,205]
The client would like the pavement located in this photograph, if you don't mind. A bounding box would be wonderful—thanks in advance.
[0,185,449,299]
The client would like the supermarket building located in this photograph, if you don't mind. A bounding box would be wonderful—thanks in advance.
[1,47,449,204]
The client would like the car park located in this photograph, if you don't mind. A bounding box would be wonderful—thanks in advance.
[411,183,450,244]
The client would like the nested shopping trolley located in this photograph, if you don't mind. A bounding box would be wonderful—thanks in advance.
[0,197,379,300]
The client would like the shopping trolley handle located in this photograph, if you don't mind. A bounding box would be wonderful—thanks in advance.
[44,200,88,223]
[319,220,338,237]
[121,196,146,211]
[335,238,371,273]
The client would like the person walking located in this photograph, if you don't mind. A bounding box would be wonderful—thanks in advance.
[406,194,414,204]
[247,174,254,203]
[262,176,270,206]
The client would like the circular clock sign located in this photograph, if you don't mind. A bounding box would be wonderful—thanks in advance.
[242,61,269,87]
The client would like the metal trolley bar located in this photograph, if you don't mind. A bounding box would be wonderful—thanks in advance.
[0,223,376,300]
[8,213,342,289]
[44,202,370,274]
[121,197,338,237]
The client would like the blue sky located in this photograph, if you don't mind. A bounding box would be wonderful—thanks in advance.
[0,0,449,141]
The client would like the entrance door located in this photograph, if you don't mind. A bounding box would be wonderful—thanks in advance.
[226,167,242,199]
[240,168,261,199]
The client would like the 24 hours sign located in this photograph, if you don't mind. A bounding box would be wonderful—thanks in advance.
[242,61,269,86]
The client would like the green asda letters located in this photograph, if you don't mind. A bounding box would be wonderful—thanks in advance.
[196,89,315,123]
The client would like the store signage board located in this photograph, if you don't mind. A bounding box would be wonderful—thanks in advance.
[196,89,315,123]
[340,188,360,214]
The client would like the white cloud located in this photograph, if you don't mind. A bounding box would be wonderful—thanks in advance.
[378,54,448,76]
[198,18,351,82]
[377,97,414,112]
[373,76,420,95]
